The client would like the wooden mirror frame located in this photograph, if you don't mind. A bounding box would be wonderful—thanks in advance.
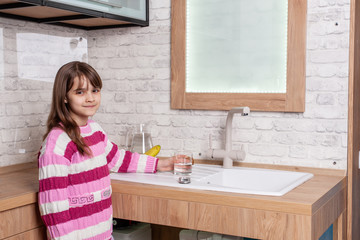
[171,0,307,112]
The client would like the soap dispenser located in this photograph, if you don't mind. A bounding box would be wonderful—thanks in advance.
[130,124,153,154]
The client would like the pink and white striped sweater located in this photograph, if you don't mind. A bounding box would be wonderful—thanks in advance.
[38,120,158,240]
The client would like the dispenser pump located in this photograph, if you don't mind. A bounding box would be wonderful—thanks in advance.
[139,123,144,133]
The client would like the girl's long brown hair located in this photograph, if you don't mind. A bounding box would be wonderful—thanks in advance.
[43,61,102,155]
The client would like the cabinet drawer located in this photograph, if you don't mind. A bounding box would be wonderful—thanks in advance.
[0,204,44,239]
[4,226,46,240]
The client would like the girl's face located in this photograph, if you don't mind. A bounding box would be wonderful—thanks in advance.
[66,76,101,126]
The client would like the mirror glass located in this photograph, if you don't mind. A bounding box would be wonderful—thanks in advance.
[186,0,288,93]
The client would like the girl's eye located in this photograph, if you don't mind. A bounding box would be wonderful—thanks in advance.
[76,91,84,95]
[93,89,100,93]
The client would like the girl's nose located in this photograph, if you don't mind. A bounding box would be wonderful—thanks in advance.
[86,92,95,102]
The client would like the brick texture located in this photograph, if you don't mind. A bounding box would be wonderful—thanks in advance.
[0,0,350,169]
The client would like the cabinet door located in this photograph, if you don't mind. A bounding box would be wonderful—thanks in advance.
[0,204,44,239]
[5,227,46,240]
[47,0,147,21]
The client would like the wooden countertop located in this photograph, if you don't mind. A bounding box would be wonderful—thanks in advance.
[0,160,346,216]
[110,160,347,239]
[111,160,347,216]
[0,162,39,212]
[0,160,347,239]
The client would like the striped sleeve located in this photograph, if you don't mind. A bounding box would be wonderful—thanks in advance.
[104,135,158,173]
[38,149,72,239]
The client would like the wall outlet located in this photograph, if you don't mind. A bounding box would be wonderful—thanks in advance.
[18,149,26,154]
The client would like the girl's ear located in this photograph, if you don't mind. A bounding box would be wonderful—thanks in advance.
[64,98,68,103]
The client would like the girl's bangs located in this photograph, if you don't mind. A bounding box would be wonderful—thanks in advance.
[86,72,102,89]
[76,72,102,90]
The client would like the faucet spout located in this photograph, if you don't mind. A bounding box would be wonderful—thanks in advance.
[224,107,250,168]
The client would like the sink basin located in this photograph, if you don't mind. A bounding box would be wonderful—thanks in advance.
[195,166,314,196]
[110,164,313,196]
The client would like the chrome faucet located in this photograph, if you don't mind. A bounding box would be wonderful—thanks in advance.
[223,107,250,168]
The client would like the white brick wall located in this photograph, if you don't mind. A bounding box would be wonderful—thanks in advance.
[0,0,350,169]
[0,18,87,167]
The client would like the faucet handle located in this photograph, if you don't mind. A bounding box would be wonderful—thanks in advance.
[229,106,250,116]
[243,106,250,116]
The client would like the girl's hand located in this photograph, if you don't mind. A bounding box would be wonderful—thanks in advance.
[156,156,175,172]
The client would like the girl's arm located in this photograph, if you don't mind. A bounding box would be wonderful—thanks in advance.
[106,140,159,173]
[38,152,73,239]
[100,126,173,173]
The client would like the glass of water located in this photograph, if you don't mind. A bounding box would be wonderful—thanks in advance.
[174,151,193,184]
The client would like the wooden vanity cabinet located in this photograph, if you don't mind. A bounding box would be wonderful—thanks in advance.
[0,203,46,240]
[111,161,347,240]
[0,164,46,240]
[0,162,346,240]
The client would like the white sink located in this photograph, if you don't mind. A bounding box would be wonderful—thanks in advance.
[110,164,313,196]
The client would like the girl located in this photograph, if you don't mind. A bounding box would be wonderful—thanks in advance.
[38,61,172,240]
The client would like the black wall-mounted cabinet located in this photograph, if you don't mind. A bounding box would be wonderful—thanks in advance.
[0,0,149,30]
